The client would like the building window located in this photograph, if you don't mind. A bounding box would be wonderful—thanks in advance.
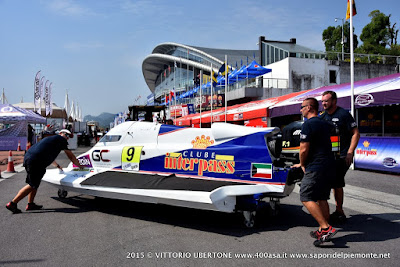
[271,47,275,64]
[329,70,337,84]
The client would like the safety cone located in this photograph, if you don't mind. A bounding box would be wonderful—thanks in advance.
[17,141,21,151]
[5,150,16,173]
[26,143,31,150]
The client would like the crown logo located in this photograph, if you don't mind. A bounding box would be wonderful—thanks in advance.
[191,135,214,149]
[363,140,370,148]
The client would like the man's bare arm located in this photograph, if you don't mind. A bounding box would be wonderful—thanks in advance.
[64,150,83,168]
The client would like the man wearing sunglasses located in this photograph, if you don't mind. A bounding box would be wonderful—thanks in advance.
[6,129,83,214]
[293,97,337,246]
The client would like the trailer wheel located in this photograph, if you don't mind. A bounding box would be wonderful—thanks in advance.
[243,211,256,228]
[58,189,68,199]
[270,198,280,217]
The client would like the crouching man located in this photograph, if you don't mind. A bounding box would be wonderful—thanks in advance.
[6,129,83,214]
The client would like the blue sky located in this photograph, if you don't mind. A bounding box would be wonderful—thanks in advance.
[1,0,399,117]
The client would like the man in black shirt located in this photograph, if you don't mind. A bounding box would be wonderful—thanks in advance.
[293,97,337,246]
[6,129,83,214]
[320,90,360,224]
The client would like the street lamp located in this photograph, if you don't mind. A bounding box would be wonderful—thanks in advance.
[335,17,345,61]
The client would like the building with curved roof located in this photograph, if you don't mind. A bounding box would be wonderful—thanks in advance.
[142,42,258,104]
[142,37,397,110]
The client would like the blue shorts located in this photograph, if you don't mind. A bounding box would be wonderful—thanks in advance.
[300,169,334,202]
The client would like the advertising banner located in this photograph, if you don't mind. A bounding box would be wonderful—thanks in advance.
[0,137,27,151]
[354,137,400,174]
[187,104,195,114]
[244,117,268,128]
[34,71,41,112]
[196,94,225,110]
[170,105,183,117]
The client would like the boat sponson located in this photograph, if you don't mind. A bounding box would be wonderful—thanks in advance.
[80,171,249,192]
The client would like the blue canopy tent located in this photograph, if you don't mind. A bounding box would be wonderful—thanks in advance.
[0,104,46,150]
[233,60,272,79]
[215,61,271,86]
[227,65,246,84]
[178,61,271,100]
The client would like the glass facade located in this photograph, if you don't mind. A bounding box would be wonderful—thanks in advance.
[155,67,194,99]
[153,46,223,102]
[262,42,324,65]
[145,43,259,105]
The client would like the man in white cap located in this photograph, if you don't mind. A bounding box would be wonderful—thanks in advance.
[6,129,83,214]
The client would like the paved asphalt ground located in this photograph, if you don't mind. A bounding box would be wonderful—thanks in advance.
[0,146,399,267]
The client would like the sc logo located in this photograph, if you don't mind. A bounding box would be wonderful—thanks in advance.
[92,150,110,162]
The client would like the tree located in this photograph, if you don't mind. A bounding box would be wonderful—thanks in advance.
[322,21,358,54]
[358,10,391,54]
[388,21,399,46]
[323,26,341,52]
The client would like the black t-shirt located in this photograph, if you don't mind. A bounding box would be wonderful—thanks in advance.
[319,106,357,158]
[300,117,335,171]
[24,135,69,168]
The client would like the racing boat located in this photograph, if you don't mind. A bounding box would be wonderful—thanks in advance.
[43,121,302,227]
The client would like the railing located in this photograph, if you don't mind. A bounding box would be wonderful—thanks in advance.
[164,77,290,107]
[325,51,400,64]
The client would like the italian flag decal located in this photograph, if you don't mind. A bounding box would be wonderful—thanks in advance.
[251,163,272,179]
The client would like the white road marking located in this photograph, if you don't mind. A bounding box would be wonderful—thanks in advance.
[293,184,400,223]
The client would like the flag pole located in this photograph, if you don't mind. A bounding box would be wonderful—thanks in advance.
[199,70,203,128]
[211,63,213,124]
[174,61,176,123]
[224,55,227,123]
[350,0,355,118]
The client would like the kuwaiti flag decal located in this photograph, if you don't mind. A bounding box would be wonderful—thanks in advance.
[251,163,272,179]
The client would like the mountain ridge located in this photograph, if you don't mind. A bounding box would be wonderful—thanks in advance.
[83,112,116,128]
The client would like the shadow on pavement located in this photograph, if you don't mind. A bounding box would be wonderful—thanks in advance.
[330,213,400,248]
[49,194,310,237]
[47,192,400,243]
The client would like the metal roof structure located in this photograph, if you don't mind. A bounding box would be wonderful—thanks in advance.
[142,42,258,93]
